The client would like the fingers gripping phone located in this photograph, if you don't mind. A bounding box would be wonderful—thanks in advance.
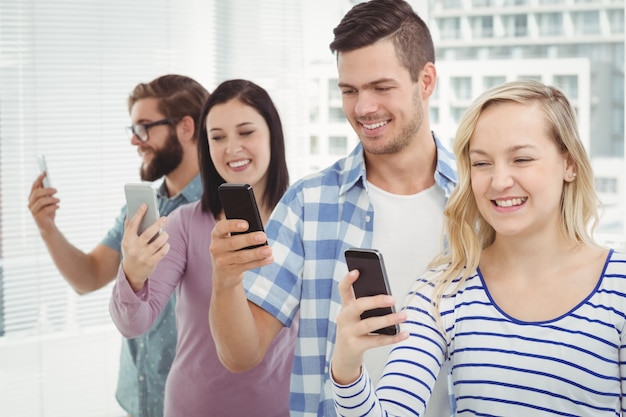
[218,183,267,250]
[37,155,52,188]
[124,183,160,241]
[344,248,399,336]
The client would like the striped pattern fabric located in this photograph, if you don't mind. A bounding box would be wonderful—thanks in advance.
[333,249,626,417]
[244,135,457,417]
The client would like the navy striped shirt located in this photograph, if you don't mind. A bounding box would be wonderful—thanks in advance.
[333,249,626,416]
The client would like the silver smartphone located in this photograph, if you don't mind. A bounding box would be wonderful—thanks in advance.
[124,183,160,239]
[344,248,399,336]
[218,183,267,250]
[37,154,51,188]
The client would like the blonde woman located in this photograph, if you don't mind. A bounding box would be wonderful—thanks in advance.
[331,80,625,416]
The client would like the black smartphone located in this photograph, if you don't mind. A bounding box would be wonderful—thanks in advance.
[124,183,160,241]
[344,248,399,336]
[218,183,267,249]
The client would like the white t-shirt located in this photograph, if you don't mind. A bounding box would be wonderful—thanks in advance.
[365,181,450,416]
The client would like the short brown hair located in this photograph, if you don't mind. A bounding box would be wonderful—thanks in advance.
[127,74,209,142]
[329,0,434,82]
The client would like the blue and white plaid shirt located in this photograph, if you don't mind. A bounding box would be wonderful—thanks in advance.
[244,135,457,417]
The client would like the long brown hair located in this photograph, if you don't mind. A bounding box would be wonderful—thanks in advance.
[197,79,289,219]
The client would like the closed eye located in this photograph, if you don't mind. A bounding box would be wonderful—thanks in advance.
[471,161,490,167]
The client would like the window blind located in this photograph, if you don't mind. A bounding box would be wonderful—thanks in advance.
[0,0,310,414]
[0,0,215,415]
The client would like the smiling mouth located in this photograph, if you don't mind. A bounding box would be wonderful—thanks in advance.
[493,197,527,207]
[228,159,251,168]
[361,120,389,130]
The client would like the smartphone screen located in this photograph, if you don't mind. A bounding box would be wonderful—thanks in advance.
[124,183,160,239]
[218,183,267,249]
[344,248,399,335]
[37,155,51,188]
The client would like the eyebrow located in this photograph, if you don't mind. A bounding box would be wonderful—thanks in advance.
[135,118,158,124]
[469,144,536,156]
[337,77,397,90]
[209,121,254,132]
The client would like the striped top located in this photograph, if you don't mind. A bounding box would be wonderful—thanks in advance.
[333,249,626,417]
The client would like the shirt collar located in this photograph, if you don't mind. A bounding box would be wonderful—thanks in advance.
[156,173,203,203]
[338,131,458,197]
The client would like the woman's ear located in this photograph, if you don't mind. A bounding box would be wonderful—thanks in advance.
[564,155,577,182]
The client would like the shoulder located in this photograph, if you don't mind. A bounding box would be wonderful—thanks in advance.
[280,144,365,203]
[602,249,626,279]
[164,201,210,230]
[168,200,202,216]
[405,266,481,307]
[432,132,458,193]
[180,174,203,202]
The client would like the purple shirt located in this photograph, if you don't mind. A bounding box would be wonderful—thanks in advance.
[110,201,296,417]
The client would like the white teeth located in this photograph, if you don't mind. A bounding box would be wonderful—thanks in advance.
[229,159,250,168]
[494,198,527,207]
[363,121,387,129]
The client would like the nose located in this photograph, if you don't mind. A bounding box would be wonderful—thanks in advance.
[225,140,243,154]
[130,134,143,146]
[353,91,378,117]
[490,164,514,191]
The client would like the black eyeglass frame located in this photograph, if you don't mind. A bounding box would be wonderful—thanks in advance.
[125,118,178,142]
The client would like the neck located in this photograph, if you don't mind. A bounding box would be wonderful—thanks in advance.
[365,131,436,195]
[483,229,577,274]
[162,150,199,197]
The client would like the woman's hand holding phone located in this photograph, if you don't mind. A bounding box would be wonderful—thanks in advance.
[330,256,409,386]
[121,204,170,292]
[210,183,273,291]
[121,183,170,290]
[209,218,273,291]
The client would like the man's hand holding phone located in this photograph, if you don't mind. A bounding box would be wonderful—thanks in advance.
[36,155,52,188]
[28,155,60,234]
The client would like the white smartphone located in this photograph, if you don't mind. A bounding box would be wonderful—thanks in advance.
[344,248,399,336]
[124,183,160,239]
[36,154,51,188]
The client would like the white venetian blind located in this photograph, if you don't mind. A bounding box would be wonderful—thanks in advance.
[0,0,215,415]
[0,0,310,415]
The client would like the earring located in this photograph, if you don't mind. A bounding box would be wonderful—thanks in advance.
[568,172,577,180]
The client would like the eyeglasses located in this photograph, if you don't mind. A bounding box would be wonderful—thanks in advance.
[125,119,177,142]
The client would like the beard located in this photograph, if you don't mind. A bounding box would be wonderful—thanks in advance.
[140,130,184,181]
[362,88,424,155]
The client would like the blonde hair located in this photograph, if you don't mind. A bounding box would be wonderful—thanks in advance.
[427,80,601,324]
